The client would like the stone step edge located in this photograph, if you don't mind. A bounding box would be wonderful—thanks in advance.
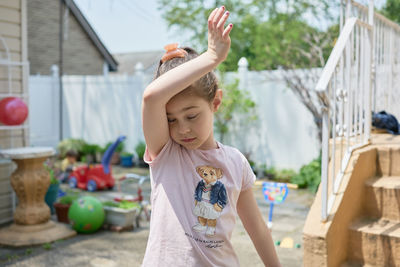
[365,176,400,189]
[349,218,400,238]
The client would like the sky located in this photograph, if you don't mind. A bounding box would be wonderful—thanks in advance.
[74,0,387,55]
[74,0,189,53]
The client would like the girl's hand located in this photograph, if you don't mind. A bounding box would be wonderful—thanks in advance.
[207,6,233,64]
[213,203,222,212]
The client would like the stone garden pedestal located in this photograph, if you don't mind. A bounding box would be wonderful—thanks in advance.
[0,147,76,246]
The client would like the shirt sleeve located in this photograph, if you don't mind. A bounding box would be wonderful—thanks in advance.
[241,155,256,191]
[143,138,174,167]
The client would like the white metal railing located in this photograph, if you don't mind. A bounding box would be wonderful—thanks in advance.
[318,0,400,221]
[349,0,400,118]
[317,0,375,222]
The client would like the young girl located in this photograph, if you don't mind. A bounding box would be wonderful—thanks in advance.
[141,6,281,267]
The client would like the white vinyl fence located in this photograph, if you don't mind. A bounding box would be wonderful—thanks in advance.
[29,63,321,171]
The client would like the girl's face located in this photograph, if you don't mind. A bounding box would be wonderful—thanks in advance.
[166,89,222,150]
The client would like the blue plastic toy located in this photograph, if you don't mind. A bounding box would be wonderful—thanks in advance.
[262,182,289,228]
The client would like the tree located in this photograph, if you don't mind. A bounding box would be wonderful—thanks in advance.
[381,0,400,24]
[214,77,257,143]
[158,0,335,71]
[280,24,339,141]
[158,0,339,142]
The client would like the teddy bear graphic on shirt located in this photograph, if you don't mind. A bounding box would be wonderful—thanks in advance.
[192,165,227,237]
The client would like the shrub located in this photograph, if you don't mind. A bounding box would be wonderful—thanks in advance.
[120,152,133,157]
[276,169,297,183]
[104,141,124,154]
[291,156,321,193]
[135,141,146,160]
[103,200,140,210]
[57,195,79,205]
[57,139,86,158]
[263,166,277,180]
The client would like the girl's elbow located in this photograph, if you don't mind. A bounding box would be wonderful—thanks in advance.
[142,87,155,103]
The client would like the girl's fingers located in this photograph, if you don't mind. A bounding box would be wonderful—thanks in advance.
[208,7,219,28]
[222,23,233,39]
[216,11,229,31]
[212,6,225,27]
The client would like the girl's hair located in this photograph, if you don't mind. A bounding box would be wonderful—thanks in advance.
[154,47,219,102]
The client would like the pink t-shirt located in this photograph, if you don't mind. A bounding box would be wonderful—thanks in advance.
[142,139,256,267]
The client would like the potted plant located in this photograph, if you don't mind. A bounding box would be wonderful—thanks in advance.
[80,143,100,164]
[135,141,147,167]
[44,160,60,214]
[54,195,79,224]
[104,141,124,165]
[120,152,134,167]
[103,200,140,228]
[57,138,86,159]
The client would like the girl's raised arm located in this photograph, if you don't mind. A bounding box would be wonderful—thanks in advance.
[142,6,233,160]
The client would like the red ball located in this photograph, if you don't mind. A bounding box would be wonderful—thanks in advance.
[0,97,29,126]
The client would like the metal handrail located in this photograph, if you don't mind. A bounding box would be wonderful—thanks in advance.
[318,0,400,222]
[317,15,374,221]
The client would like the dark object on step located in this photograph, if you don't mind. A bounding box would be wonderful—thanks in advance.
[372,111,400,135]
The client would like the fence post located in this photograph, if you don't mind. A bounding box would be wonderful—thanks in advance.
[135,62,144,88]
[50,65,61,142]
[238,57,248,90]
[135,62,145,144]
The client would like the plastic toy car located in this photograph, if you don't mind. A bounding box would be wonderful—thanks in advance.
[68,136,125,192]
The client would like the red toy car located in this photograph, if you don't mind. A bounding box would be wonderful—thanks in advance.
[69,164,115,192]
[68,136,125,192]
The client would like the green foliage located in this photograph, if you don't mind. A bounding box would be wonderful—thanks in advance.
[158,0,336,71]
[104,141,124,154]
[81,144,101,156]
[214,78,257,142]
[43,161,60,185]
[291,156,321,192]
[135,141,146,160]
[276,169,297,183]
[25,249,33,255]
[262,165,277,180]
[261,165,296,183]
[57,195,79,205]
[120,152,133,157]
[42,243,52,250]
[381,0,400,24]
[57,138,86,158]
[103,200,140,210]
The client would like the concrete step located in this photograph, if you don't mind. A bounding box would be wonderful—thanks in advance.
[377,147,400,176]
[364,176,400,221]
[341,262,374,267]
[348,218,400,266]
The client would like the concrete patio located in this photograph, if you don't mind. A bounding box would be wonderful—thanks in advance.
[0,166,315,267]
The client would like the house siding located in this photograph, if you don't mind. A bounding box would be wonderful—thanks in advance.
[28,0,105,75]
[0,0,27,224]
[0,0,26,149]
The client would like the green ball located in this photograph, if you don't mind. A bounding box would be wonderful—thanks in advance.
[68,196,105,233]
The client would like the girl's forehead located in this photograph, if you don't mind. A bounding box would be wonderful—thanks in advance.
[166,93,210,114]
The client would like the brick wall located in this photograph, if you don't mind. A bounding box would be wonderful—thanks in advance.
[28,0,105,75]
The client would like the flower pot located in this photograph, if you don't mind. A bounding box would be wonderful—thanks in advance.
[103,206,138,227]
[45,183,60,214]
[54,202,71,224]
[111,153,120,165]
[120,155,133,167]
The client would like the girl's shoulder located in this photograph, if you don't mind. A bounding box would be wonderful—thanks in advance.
[218,142,247,162]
